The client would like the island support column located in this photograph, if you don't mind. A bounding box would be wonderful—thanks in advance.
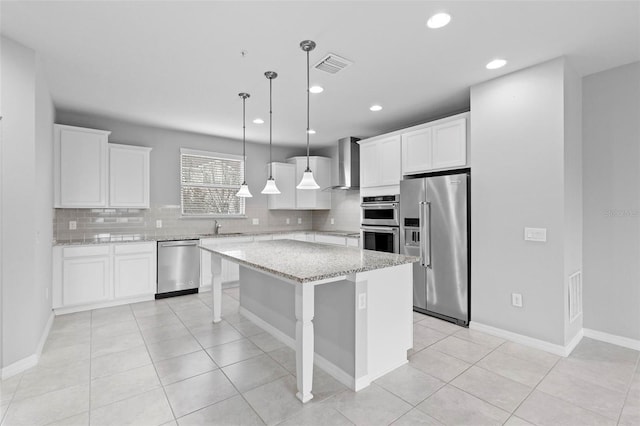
[295,284,315,403]
[210,254,223,323]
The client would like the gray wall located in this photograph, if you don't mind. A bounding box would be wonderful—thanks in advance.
[1,36,54,368]
[470,58,581,346]
[582,62,640,340]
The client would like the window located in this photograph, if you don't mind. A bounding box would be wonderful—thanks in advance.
[180,148,245,216]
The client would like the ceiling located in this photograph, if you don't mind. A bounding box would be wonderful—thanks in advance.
[2,1,638,147]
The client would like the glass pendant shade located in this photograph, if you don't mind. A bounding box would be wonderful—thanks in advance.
[297,170,320,189]
[236,182,252,198]
[261,178,280,194]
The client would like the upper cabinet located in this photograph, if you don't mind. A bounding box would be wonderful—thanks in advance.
[359,135,401,188]
[285,156,331,210]
[401,117,467,174]
[109,144,152,208]
[54,124,152,208]
[54,124,110,207]
[267,162,296,210]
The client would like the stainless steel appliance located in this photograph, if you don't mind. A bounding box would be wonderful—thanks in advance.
[361,195,400,226]
[361,195,400,253]
[400,170,470,325]
[156,239,200,298]
[327,137,360,190]
[361,225,400,253]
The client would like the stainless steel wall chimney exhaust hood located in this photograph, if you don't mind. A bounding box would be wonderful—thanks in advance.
[328,137,360,190]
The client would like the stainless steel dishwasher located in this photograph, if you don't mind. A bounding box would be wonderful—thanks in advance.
[156,239,200,298]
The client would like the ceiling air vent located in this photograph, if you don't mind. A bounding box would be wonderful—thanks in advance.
[314,53,353,74]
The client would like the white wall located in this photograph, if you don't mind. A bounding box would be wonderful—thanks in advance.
[0,36,54,370]
[582,62,640,341]
[470,58,581,346]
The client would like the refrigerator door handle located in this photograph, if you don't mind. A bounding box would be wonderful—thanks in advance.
[419,201,431,268]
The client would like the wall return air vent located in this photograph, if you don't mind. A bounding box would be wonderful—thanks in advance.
[314,53,353,74]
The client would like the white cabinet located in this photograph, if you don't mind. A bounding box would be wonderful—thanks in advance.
[402,128,432,174]
[431,118,467,170]
[113,243,156,298]
[53,242,157,312]
[359,136,401,188]
[54,124,110,208]
[347,237,360,248]
[401,116,467,175]
[109,144,152,208]
[55,245,111,307]
[267,163,296,210]
[288,156,332,210]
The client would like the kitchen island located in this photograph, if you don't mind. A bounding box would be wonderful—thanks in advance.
[199,239,418,403]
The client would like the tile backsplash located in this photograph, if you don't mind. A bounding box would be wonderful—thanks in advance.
[54,205,314,243]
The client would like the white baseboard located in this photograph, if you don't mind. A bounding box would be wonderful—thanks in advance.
[470,321,583,357]
[238,307,358,390]
[583,328,640,351]
[2,310,54,379]
[53,294,155,315]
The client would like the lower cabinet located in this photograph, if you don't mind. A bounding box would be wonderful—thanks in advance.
[113,243,156,298]
[53,242,156,312]
[200,236,253,289]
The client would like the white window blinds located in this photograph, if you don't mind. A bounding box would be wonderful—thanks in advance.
[180,149,245,216]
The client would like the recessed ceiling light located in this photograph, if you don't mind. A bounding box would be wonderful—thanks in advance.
[309,85,324,93]
[370,105,383,112]
[253,118,264,124]
[486,59,507,70]
[307,129,316,134]
[427,12,451,29]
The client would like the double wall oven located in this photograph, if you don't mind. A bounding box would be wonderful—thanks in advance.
[361,195,400,254]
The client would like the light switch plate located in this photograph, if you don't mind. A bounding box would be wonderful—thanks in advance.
[156,220,162,228]
[358,293,367,310]
[524,227,547,242]
[330,218,335,225]
[286,218,290,225]
[252,218,259,225]
[69,221,76,230]
[297,218,302,224]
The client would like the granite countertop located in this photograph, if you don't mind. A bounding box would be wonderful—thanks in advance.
[200,239,419,283]
[53,230,360,246]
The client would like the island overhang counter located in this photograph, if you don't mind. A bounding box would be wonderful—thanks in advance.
[199,239,418,403]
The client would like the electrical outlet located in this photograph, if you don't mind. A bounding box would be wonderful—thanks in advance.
[286,218,290,225]
[330,218,335,225]
[156,220,162,228]
[358,293,367,310]
[297,218,302,224]
[511,293,523,308]
[69,221,76,230]
[252,218,259,225]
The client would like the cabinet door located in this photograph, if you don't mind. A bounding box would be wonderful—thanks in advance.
[293,158,315,209]
[402,128,432,174]
[57,126,109,207]
[346,237,360,248]
[109,144,151,208]
[378,136,402,186]
[268,163,296,209]
[311,157,332,209]
[431,118,467,170]
[314,234,346,245]
[114,252,156,298]
[63,256,111,306]
[359,142,380,188]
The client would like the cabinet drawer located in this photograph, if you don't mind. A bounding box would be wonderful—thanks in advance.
[114,242,155,255]
[63,245,110,258]
[314,234,347,245]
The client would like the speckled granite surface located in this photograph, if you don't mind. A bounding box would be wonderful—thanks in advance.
[200,240,419,283]
[53,230,360,246]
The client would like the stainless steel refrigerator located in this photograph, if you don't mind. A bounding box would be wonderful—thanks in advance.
[400,171,469,325]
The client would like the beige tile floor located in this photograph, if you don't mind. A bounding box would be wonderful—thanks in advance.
[1,287,638,426]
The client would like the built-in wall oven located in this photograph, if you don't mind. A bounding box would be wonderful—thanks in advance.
[361,195,400,253]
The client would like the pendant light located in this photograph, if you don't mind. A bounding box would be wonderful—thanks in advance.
[236,92,252,198]
[261,71,281,194]
[296,40,320,190]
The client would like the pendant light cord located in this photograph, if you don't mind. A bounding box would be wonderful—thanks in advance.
[242,96,247,184]
[306,48,310,171]
[269,76,273,179]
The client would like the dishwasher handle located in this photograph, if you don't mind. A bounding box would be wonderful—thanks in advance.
[159,240,199,248]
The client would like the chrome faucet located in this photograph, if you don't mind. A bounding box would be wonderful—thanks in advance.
[214,220,222,235]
